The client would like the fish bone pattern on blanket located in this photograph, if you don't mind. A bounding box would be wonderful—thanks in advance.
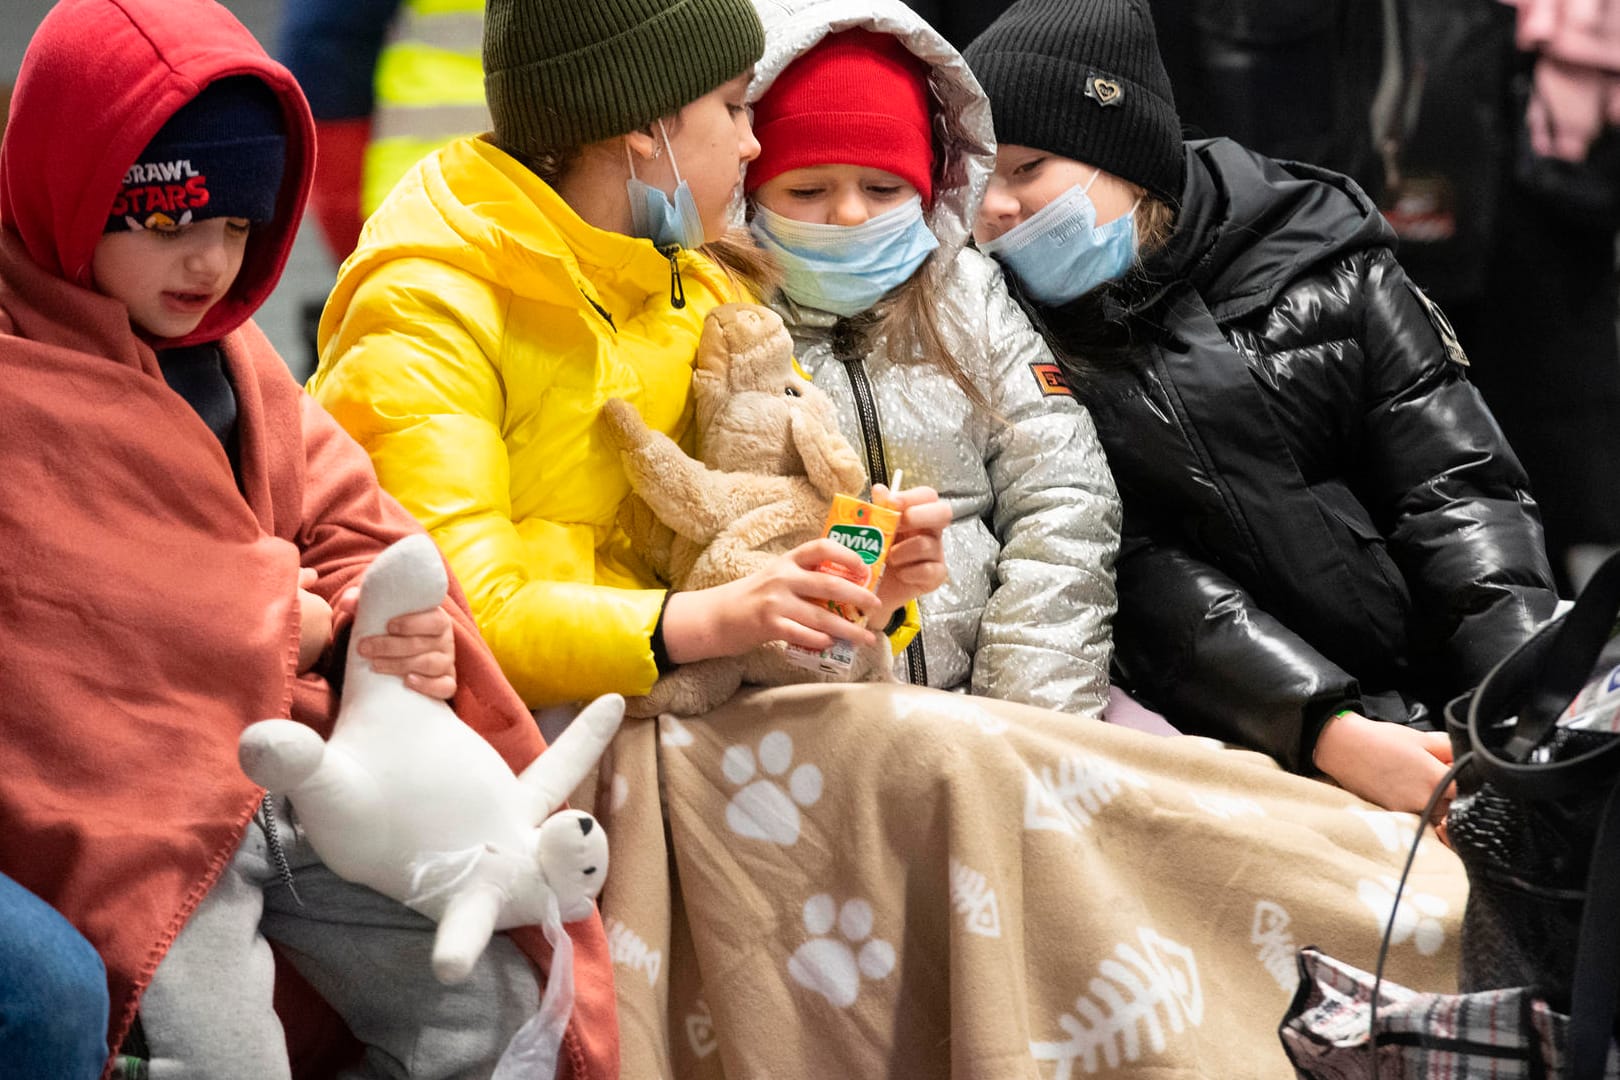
[583,682,1466,1079]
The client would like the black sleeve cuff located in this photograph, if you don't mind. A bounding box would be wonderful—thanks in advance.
[651,593,674,676]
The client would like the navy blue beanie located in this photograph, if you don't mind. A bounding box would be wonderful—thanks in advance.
[107,76,288,232]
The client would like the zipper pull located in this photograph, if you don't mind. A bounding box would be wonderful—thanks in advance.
[661,245,687,310]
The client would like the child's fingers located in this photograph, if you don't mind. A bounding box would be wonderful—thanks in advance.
[358,633,452,660]
[298,567,318,589]
[886,534,943,569]
[386,608,452,637]
[899,500,951,534]
[1420,729,1455,764]
[771,601,877,650]
[872,484,940,512]
[790,537,866,576]
[404,672,457,701]
[893,561,948,591]
[332,585,360,616]
[787,565,880,615]
[365,651,455,678]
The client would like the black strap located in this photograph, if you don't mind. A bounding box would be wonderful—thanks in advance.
[1369,753,1473,1072]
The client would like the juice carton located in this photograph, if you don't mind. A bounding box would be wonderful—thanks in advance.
[785,493,901,674]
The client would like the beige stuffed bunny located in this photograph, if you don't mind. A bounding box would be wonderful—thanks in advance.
[600,302,896,717]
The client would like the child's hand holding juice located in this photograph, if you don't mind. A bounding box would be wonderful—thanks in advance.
[786,491,902,673]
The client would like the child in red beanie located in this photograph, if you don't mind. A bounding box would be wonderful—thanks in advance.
[744,9,1125,719]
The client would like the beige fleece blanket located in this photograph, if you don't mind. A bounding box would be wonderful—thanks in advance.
[582,683,1466,1079]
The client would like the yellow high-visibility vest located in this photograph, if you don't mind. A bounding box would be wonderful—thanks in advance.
[363,0,490,215]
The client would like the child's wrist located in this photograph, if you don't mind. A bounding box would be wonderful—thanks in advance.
[1312,709,1363,772]
[661,588,729,665]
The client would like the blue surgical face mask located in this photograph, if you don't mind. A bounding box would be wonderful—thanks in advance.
[749,196,940,317]
[979,169,1140,305]
[626,119,707,250]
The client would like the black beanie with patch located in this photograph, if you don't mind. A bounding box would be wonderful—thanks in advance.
[964,0,1184,206]
[107,76,287,232]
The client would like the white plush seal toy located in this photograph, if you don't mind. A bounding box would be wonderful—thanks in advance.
[238,533,624,985]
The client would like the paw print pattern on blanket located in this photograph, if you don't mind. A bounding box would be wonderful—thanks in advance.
[1356,876,1449,956]
[660,714,696,747]
[1347,807,1418,854]
[721,731,822,845]
[788,894,896,1008]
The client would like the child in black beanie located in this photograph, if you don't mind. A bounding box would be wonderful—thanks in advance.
[965,0,1560,816]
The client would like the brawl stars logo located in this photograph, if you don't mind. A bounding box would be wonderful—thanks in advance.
[112,159,210,230]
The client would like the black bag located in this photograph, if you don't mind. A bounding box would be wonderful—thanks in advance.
[1280,552,1620,1078]
[1440,549,1620,1077]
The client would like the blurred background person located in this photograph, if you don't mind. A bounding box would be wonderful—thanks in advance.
[1135,0,1620,596]
[277,0,489,368]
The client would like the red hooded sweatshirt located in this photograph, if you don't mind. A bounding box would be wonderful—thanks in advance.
[0,2,618,1077]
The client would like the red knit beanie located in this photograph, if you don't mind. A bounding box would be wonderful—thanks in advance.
[747,29,935,206]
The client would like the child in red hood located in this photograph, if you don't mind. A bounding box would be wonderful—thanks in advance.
[0,1,618,1078]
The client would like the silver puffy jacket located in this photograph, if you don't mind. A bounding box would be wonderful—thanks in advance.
[750,0,1123,716]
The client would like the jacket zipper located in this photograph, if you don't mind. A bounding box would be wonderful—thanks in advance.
[659,244,687,310]
[585,295,616,332]
[581,242,686,331]
[831,319,927,687]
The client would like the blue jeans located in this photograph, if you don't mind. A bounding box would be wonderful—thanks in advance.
[0,871,109,1080]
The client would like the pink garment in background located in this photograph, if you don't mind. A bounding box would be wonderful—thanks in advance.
[1502,0,1620,160]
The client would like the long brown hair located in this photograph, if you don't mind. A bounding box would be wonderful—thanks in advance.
[839,249,990,411]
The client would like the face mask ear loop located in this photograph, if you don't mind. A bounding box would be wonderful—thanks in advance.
[657,119,685,188]
[1081,167,1102,195]
[624,139,640,182]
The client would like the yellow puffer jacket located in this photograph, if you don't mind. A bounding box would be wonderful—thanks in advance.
[309,134,746,707]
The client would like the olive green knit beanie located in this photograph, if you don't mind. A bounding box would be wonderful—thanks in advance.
[484,0,765,156]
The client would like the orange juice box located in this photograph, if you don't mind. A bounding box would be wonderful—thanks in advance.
[785,493,902,674]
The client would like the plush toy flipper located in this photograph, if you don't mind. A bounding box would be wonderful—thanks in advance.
[518,693,626,821]
[238,718,328,792]
[433,880,509,984]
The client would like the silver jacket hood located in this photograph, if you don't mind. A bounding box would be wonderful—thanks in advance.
[749,0,992,260]
[748,0,1122,716]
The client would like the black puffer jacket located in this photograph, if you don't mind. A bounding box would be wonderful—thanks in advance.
[1058,138,1558,772]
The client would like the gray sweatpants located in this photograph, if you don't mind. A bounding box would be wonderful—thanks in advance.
[140,798,540,1080]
